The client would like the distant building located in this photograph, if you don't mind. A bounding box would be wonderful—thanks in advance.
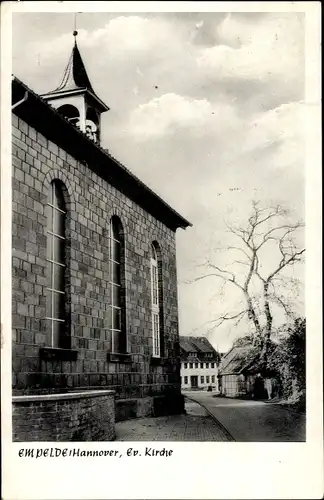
[179,336,220,391]
[218,345,260,398]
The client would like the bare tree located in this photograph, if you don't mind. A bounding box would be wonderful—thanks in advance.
[188,201,305,361]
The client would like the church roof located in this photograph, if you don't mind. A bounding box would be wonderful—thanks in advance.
[42,34,109,113]
[54,39,94,93]
[12,76,192,231]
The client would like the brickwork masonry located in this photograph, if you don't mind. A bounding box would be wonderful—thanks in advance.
[12,114,183,422]
[12,390,115,441]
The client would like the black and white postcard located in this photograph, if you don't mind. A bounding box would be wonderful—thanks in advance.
[1,1,322,499]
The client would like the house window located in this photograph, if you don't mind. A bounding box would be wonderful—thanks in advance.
[109,216,126,353]
[189,363,193,369]
[212,375,215,383]
[151,244,161,357]
[211,362,215,368]
[206,363,209,369]
[184,376,188,384]
[206,376,210,383]
[201,376,204,384]
[195,363,198,368]
[200,363,203,369]
[184,362,188,369]
[46,180,67,348]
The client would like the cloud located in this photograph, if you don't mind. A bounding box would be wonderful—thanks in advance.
[197,13,304,84]
[20,14,201,107]
[15,12,305,117]
[98,16,178,56]
[35,16,188,62]
[244,101,305,171]
[126,93,239,140]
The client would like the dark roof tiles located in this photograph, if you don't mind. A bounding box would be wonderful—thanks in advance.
[190,337,214,353]
[51,41,94,94]
[179,336,219,361]
[219,345,259,375]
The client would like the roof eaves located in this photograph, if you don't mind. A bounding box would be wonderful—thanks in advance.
[41,87,110,113]
[12,76,192,231]
[41,88,87,99]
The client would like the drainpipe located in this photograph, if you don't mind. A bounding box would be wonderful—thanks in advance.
[12,91,28,110]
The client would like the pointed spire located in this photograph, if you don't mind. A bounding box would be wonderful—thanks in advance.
[51,31,94,93]
[41,21,110,144]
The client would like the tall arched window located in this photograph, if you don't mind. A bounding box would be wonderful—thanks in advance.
[151,244,161,357]
[45,181,67,348]
[109,216,126,354]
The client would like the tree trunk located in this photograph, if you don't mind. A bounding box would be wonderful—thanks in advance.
[263,281,273,339]
[244,292,262,338]
[261,281,273,367]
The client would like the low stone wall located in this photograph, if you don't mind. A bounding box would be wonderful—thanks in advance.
[115,397,153,422]
[12,390,115,442]
[115,394,185,422]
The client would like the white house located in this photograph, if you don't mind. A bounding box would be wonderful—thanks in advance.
[179,336,220,391]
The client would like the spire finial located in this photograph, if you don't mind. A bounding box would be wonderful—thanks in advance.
[73,13,78,40]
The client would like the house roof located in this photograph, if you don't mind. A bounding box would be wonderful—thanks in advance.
[11,76,192,232]
[219,345,260,375]
[190,337,215,353]
[179,336,219,362]
[179,338,193,353]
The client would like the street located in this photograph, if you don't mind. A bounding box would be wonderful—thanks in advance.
[183,390,306,442]
[115,398,233,441]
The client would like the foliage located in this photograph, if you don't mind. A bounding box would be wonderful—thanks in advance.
[228,318,306,408]
[267,317,306,406]
[232,335,254,348]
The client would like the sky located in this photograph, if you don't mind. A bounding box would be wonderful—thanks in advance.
[12,9,306,352]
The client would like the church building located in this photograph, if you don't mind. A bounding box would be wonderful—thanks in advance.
[11,31,191,441]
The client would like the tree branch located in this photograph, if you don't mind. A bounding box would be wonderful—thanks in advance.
[227,246,252,259]
[203,310,249,335]
[190,310,248,336]
[268,291,296,318]
[256,222,304,251]
[190,260,245,290]
[267,249,305,281]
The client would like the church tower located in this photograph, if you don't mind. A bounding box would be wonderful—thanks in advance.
[41,30,109,145]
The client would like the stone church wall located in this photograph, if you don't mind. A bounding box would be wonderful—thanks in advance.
[12,113,183,421]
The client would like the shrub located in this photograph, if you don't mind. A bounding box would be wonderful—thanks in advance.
[267,318,306,406]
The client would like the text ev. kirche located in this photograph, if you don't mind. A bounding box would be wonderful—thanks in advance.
[18,447,173,458]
